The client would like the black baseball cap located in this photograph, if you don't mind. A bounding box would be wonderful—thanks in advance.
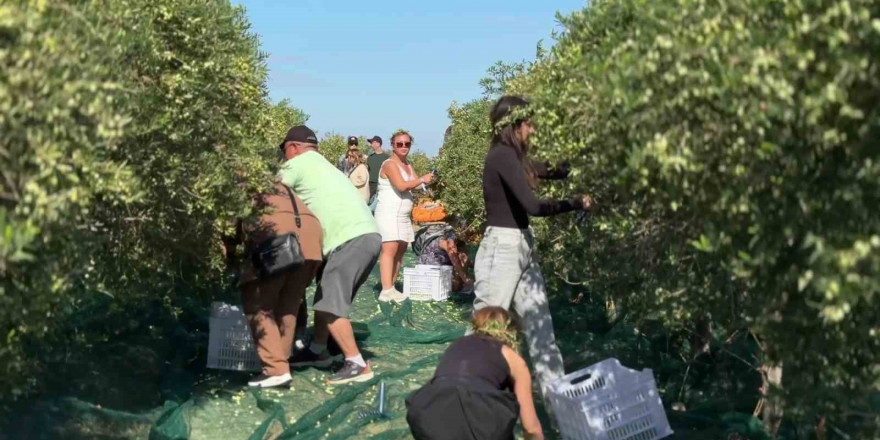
[279,125,318,149]
[347,136,358,146]
[366,135,382,145]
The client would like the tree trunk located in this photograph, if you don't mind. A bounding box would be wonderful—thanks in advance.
[816,416,827,440]
[754,328,784,437]
[691,315,712,358]
[761,362,784,436]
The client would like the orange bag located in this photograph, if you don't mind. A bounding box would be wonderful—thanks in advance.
[412,200,447,223]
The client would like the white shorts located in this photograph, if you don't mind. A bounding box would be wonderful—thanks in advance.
[374,209,415,243]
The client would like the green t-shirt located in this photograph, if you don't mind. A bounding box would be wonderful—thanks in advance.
[367,151,390,184]
[279,151,379,255]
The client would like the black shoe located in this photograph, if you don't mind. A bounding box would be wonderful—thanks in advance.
[289,349,341,368]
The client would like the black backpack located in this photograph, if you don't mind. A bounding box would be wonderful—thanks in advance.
[412,224,453,256]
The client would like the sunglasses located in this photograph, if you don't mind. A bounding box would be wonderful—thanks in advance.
[394,142,412,148]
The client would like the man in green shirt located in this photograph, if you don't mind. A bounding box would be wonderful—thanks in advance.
[365,135,389,199]
[278,125,381,385]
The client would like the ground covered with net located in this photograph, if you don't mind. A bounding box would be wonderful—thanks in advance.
[2,251,773,440]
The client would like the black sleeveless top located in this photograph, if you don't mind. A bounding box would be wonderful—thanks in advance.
[434,335,512,391]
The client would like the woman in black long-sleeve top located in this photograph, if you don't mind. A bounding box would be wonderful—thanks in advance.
[472,95,592,408]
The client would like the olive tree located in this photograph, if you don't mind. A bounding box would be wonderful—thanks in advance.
[511,0,879,434]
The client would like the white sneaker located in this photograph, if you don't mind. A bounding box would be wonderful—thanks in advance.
[378,288,407,303]
[248,372,292,388]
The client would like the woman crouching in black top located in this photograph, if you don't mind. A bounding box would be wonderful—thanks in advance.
[473,95,592,409]
[406,307,543,440]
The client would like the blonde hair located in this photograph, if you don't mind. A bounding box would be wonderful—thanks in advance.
[390,129,414,145]
[470,307,519,351]
[347,149,365,166]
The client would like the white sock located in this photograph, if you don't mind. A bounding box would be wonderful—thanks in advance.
[309,342,327,355]
[346,354,366,368]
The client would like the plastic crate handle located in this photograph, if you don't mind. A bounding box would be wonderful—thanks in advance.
[570,372,593,385]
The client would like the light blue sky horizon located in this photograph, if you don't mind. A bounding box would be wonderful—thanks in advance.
[235,1,586,156]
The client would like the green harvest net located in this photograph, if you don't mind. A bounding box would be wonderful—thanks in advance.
[3,250,776,440]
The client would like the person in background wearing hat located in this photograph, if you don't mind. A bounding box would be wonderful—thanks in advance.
[278,125,382,385]
[337,136,360,176]
[365,135,389,200]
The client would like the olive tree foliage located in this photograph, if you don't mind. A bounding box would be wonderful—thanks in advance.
[433,99,493,233]
[0,0,306,398]
[433,59,537,234]
[408,150,433,176]
[0,1,137,398]
[478,56,540,97]
[316,132,368,168]
[507,0,879,433]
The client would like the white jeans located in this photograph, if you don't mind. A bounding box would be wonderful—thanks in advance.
[472,226,565,403]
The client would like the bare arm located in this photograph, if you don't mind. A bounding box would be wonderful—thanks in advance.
[501,345,544,440]
[439,240,471,283]
[381,161,433,192]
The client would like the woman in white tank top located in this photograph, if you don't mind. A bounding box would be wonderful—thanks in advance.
[374,130,435,302]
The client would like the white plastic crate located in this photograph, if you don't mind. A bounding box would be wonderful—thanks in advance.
[403,265,452,301]
[548,358,673,440]
[206,302,261,372]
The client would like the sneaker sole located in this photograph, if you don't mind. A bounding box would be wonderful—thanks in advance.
[326,370,374,385]
[290,354,343,368]
[248,379,292,388]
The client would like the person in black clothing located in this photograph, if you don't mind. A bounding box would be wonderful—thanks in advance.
[472,95,593,408]
[365,135,389,200]
[406,307,544,440]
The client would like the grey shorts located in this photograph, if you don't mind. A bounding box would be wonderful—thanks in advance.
[313,233,381,318]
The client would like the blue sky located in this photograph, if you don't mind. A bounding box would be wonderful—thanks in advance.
[235,0,586,156]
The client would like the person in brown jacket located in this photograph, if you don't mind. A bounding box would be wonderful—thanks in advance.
[237,182,323,388]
